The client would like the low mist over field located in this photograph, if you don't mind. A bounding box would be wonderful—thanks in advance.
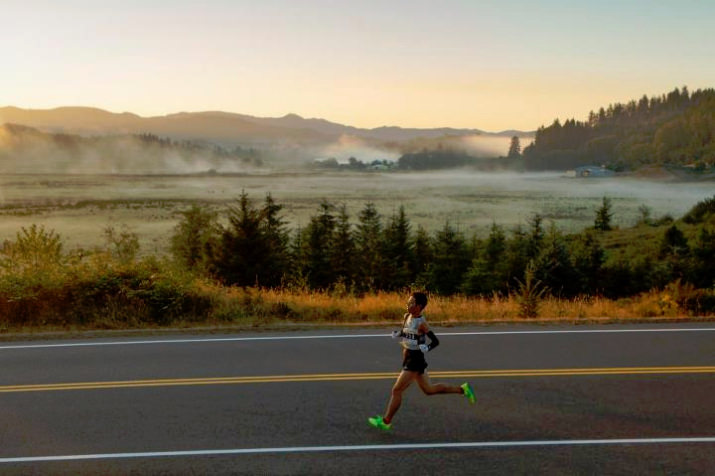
[0,170,711,254]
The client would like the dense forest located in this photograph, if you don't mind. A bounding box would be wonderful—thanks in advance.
[522,87,715,171]
[382,87,715,173]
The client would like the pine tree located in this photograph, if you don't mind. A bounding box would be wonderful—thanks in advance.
[214,191,268,286]
[508,136,521,158]
[689,227,715,288]
[462,223,507,296]
[383,205,413,290]
[571,230,605,294]
[355,202,384,291]
[594,197,613,231]
[534,224,578,297]
[302,200,336,289]
[330,204,357,287]
[527,214,545,259]
[428,221,469,295]
[504,224,529,287]
[413,225,433,287]
[260,193,289,287]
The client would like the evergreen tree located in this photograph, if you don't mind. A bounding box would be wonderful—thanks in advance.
[260,193,290,287]
[688,227,715,288]
[462,223,507,296]
[594,197,613,231]
[428,221,469,294]
[656,224,690,283]
[571,230,605,294]
[507,136,521,158]
[287,225,308,287]
[413,225,433,287]
[534,224,578,297]
[527,214,545,259]
[504,224,529,287]
[660,224,689,258]
[355,202,385,290]
[302,200,337,289]
[214,191,268,286]
[383,205,414,290]
[330,204,357,287]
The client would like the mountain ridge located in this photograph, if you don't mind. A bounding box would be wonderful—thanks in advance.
[0,106,532,146]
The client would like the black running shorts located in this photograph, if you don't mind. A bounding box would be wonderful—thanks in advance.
[402,349,428,374]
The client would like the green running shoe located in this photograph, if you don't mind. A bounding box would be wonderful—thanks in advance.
[461,382,476,404]
[368,415,392,431]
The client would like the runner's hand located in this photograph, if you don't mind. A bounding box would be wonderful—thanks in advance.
[391,330,402,339]
[419,344,429,353]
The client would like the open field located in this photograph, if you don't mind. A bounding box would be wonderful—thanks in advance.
[0,171,713,254]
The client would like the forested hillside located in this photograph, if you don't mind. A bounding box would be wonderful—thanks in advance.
[522,87,715,172]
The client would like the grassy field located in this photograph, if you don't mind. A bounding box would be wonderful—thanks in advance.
[1,171,713,255]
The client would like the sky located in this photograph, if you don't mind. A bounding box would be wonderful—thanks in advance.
[2,0,714,132]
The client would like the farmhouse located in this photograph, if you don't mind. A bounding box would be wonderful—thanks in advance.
[566,165,615,178]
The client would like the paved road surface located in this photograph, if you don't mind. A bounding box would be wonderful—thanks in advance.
[1,323,714,474]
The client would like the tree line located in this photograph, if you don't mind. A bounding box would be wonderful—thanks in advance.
[171,193,715,300]
[522,87,715,171]
[135,133,263,166]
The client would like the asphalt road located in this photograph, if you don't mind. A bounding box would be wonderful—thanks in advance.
[1,323,714,475]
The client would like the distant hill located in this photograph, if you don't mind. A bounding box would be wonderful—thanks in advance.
[522,86,715,172]
[0,124,262,174]
[0,106,531,148]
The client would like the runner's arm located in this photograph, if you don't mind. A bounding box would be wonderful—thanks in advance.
[425,331,439,351]
[418,322,440,351]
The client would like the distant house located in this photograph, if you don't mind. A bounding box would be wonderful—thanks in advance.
[566,165,614,178]
[369,159,395,171]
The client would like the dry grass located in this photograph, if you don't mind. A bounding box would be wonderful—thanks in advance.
[1,266,711,335]
[196,286,714,327]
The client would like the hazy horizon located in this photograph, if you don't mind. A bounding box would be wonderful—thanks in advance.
[3,0,713,132]
[0,104,534,135]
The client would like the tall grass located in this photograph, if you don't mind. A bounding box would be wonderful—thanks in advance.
[5,274,710,332]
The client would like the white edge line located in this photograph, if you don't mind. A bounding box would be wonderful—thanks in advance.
[1,437,714,463]
[0,328,714,350]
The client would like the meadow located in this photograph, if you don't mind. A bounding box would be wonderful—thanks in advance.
[1,170,713,255]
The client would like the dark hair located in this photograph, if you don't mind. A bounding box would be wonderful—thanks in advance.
[412,292,428,309]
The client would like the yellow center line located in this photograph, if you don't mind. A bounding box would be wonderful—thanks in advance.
[1,366,713,393]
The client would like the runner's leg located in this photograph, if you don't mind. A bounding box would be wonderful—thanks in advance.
[384,370,417,423]
[415,371,463,395]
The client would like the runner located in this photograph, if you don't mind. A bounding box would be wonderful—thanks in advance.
[368,292,475,431]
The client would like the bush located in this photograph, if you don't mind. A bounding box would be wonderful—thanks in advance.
[0,256,213,328]
[682,195,715,224]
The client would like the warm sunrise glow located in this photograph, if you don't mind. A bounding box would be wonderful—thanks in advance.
[2,0,714,131]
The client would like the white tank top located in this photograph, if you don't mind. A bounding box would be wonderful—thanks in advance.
[401,313,427,350]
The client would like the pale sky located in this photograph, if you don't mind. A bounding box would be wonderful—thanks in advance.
[2,0,714,131]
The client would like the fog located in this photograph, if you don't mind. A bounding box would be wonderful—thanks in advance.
[0,169,711,253]
[0,121,539,175]
[240,170,712,232]
[311,134,401,164]
[0,132,262,175]
[265,133,533,167]
[392,169,711,202]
